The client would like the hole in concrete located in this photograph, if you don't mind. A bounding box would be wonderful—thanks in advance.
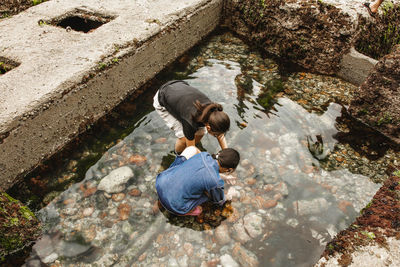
[49,9,114,33]
[0,56,20,75]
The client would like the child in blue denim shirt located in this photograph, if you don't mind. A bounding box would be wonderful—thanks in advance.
[156,146,240,216]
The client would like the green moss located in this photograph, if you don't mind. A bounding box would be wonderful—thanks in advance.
[361,230,376,240]
[360,200,373,215]
[2,193,18,203]
[32,0,44,5]
[19,206,35,221]
[0,234,22,251]
[377,112,393,126]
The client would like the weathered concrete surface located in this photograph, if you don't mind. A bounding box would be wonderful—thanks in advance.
[316,237,400,267]
[337,47,378,85]
[348,45,400,144]
[0,0,223,190]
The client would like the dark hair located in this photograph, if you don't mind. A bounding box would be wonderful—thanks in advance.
[212,148,240,169]
[193,100,230,133]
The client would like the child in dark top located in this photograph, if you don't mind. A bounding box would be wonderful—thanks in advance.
[153,80,230,154]
[156,146,240,216]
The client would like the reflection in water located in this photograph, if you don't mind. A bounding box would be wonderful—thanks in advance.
[25,33,381,267]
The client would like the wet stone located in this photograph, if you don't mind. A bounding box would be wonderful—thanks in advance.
[129,188,142,197]
[294,198,330,216]
[232,220,251,243]
[97,166,134,193]
[220,254,239,267]
[243,212,263,238]
[215,224,231,245]
[112,193,126,202]
[82,207,94,217]
[117,203,131,221]
[232,243,259,267]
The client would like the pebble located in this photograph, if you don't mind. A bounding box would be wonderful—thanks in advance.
[112,193,126,202]
[243,213,263,238]
[129,188,142,197]
[215,224,232,245]
[232,220,251,243]
[82,207,94,217]
[232,243,259,267]
[220,254,239,267]
[97,166,134,193]
[117,203,131,220]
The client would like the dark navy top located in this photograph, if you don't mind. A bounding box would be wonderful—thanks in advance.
[155,152,225,215]
[158,80,211,140]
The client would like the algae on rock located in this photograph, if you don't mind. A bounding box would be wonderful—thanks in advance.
[0,193,40,263]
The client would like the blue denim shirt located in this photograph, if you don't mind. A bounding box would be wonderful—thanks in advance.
[156,152,225,215]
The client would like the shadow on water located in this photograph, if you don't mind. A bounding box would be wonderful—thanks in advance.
[334,109,399,161]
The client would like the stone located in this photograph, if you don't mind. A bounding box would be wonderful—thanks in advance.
[215,224,231,245]
[129,188,142,197]
[232,243,259,267]
[263,199,278,209]
[273,182,289,197]
[82,207,94,217]
[118,203,131,221]
[226,187,241,200]
[220,254,239,267]
[183,242,194,256]
[43,252,58,264]
[83,187,97,198]
[155,137,167,143]
[232,220,251,243]
[97,166,134,193]
[243,212,263,238]
[294,198,329,216]
[338,200,353,213]
[112,193,126,202]
[128,154,147,166]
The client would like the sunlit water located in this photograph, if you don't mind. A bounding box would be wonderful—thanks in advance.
[24,32,381,267]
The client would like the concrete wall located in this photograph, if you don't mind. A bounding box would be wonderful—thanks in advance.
[0,0,223,190]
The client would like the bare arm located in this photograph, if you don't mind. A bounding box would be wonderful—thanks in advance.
[216,134,228,149]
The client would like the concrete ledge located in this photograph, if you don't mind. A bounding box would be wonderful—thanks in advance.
[0,0,223,190]
[337,47,378,85]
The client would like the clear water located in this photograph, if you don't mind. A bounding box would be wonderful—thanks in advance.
[24,32,381,267]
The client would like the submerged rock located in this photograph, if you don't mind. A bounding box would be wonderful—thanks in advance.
[97,166,134,193]
[232,242,259,267]
[243,212,263,238]
[220,254,239,267]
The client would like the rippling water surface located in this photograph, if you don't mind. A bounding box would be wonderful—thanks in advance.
[24,31,382,267]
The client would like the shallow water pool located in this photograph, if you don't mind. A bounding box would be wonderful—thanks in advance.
[23,31,387,267]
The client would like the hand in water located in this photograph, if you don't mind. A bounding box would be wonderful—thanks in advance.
[220,172,237,185]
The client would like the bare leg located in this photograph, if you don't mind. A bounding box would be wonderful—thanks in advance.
[175,137,187,154]
[194,133,204,144]
[370,0,384,13]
